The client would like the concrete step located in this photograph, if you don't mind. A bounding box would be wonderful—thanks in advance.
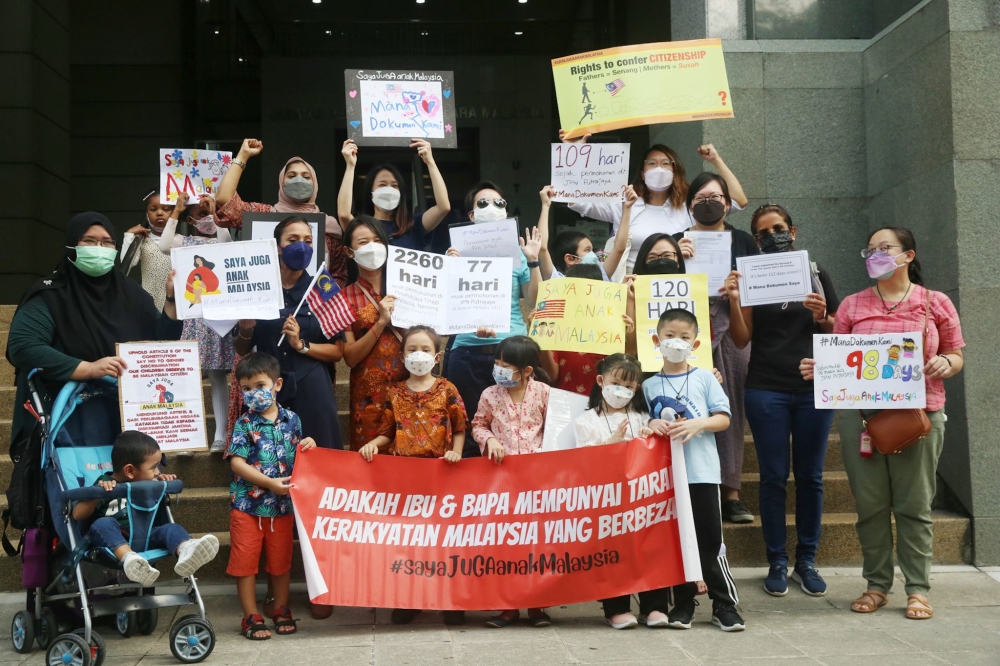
[738,471,854,515]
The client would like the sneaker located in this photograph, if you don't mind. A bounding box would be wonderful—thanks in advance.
[606,613,638,629]
[639,610,669,627]
[711,604,746,632]
[390,609,421,624]
[721,499,754,523]
[210,440,227,454]
[764,564,789,597]
[123,552,160,588]
[443,611,466,625]
[174,534,220,577]
[792,565,827,597]
[667,599,697,629]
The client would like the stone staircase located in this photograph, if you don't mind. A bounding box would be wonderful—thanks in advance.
[0,304,971,590]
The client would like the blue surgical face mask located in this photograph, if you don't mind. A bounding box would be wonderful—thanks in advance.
[492,364,520,389]
[243,387,275,412]
[281,240,313,271]
[578,251,600,266]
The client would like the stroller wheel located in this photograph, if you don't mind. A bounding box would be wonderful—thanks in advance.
[71,628,105,666]
[115,612,136,638]
[169,615,215,664]
[45,633,91,666]
[37,607,59,649]
[137,608,158,635]
[11,610,35,654]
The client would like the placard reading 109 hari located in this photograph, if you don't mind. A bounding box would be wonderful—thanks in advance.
[813,333,926,410]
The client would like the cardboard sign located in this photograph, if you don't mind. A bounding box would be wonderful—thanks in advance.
[813,333,927,409]
[290,436,702,610]
[528,278,627,356]
[159,148,232,204]
[550,143,630,202]
[171,239,283,322]
[553,39,734,139]
[448,219,521,260]
[244,212,327,275]
[345,69,457,148]
[387,247,512,334]
[117,342,207,453]
[736,251,812,307]
[633,275,712,372]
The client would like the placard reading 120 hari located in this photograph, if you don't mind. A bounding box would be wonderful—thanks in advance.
[813,333,926,410]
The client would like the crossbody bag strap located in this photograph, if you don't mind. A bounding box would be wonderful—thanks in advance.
[356,283,403,343]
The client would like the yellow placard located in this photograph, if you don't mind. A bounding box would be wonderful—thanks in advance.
[528,278,627,356]
[552,39,734,138]
[633,274,712,372]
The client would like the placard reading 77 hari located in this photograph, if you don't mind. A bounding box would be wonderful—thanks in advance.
[813,333,926,409]
[345,69,457,148]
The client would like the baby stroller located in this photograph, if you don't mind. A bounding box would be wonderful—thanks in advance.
[9,376,216,665]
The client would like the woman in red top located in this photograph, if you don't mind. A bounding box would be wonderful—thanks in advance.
[801,227,965,621]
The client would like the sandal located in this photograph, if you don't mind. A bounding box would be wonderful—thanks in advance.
[851,590,888,613]
[528,612,552,628]
[270,606,298,635]
[241,614,271,640]
[906,594,933,620]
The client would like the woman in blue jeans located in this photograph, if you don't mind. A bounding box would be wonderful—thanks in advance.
[723,204,839,597]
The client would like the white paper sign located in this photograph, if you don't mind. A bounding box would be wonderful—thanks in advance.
[540,388,590,452]
[684,231,731,294]
[550,143,630,202]
[448,219,521,260]
[171,239,283,321]
[813,333,926,410]
[117,342,208,453]
[386,247,512,334]
[159,148,232,204]
[736,250,812,306]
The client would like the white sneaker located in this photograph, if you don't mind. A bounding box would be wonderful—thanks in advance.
[210,440,227,454]
[174,535,220,578]
[123,552,160,588]
[639,611,669,627]
[605,612,638,629]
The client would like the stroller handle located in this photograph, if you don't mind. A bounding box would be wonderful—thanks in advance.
[62,479,184,503]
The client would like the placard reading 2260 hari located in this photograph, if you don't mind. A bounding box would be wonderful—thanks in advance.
[812,333,926,410]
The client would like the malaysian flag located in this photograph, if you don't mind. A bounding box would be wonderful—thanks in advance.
[534,300,566,319]
[606,79,626,96]
[305,267,355,338]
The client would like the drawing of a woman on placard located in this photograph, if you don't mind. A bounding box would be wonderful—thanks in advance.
[184,255,221,307]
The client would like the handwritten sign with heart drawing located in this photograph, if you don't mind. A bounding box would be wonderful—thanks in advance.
[344,69,457,148]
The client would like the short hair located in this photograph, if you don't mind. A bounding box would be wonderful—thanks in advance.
[552,231,589,272]
[495,335,550,384]
[588,353,648,416]
[564,263,603,281]
[463,180,505,218]
[402,325,441,351]
[685,171,732,210]
[235,352,281,383]
[112,430,161,473]
[657,308,699,334]
[633,233,686,276]
[274,215,312,244]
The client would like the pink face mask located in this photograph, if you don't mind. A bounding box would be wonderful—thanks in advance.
[191,215,217,235]
[866,252,902,281]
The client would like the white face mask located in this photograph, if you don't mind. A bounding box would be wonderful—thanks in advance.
[601,383,635,409]
[353,242,387,270]
[372,186,401,211]
[473,205,507,223]
[404,351,436,377]
[660,338,692,363]
[643,167,673,192]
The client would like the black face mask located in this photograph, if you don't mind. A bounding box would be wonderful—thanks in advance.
[645,258,680,275]
[691,200,727,224]
[759,231,794,254]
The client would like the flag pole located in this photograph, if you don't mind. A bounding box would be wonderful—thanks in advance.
[277,261,327,348]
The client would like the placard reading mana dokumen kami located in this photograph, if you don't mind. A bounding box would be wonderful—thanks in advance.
[290,436,701,610]
[344,69,457,148]
[813,333,926,409]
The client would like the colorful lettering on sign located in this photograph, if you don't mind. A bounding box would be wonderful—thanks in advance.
[844,347,922,383]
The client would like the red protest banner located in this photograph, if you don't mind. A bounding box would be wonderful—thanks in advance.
[290,435,702,610]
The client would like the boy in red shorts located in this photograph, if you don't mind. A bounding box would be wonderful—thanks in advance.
[227,353,315,640]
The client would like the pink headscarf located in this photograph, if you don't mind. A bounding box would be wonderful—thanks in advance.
[274,156,339,236]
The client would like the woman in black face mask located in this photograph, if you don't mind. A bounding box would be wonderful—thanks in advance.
[723,204,839,598]
[672,173,759,524]
[623,234,686,358]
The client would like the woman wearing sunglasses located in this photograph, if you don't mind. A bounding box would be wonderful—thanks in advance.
[724,204,839,598]
[799,227,965,621]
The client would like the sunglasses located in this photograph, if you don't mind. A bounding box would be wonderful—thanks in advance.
[476,197,507,209]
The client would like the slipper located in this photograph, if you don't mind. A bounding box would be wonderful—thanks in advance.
[270,605,298,635]
[241,614,271,640]
[906,594,933,620]
[851,590,888,613]
[528,612,552,628]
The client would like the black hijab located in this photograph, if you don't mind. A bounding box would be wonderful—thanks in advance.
[13,212,157,362]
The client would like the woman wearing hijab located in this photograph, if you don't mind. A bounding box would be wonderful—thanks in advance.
[6,212,181,448]
[214,138,347,287]
[120,187,176,310]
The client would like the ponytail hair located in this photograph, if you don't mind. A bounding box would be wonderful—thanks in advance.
[868,226,923,286]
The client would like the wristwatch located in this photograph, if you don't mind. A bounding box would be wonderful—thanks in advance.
[297,341,310,354]
[526,260,540,268]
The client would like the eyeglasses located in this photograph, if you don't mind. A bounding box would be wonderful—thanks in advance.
[646,251,678,262]
[692,194,726,205]
[476,197,507,209]
[78,237,117,249]
[755,228,789,240]
[644,159,674,167]
[860,244,903,259]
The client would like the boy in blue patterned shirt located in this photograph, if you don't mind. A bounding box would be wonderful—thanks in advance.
[227,352,315,640]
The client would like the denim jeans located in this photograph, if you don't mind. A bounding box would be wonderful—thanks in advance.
[445,345,497,458]
[744,388,834,567]
[87,517,190,556]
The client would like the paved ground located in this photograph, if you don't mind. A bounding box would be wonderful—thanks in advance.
[1,567,998,665]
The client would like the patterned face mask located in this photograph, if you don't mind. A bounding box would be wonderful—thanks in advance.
[243,387,275,412]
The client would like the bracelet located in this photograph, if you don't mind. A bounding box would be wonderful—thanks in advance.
[238,329,253,340]
[232,158,247,169]
[937,353,952,367]
[165,295,176,303]
[526,260,540,268]
[813,309,827,323]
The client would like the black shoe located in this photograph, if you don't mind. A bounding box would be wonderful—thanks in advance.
[667,598,697,629]
[722,499,754,524]
[390,608,421,625]
[443,611,466,625]
[711,604,745,632]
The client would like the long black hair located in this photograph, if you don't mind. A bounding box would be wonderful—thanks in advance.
[868,226,923,286]
[588,353,648,415]
[193,255,215,270]
[363,163,413,237]
[495,335,550,385]
[633,234,686,275]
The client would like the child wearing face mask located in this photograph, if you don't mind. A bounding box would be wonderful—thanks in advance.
[358,325,468,626]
